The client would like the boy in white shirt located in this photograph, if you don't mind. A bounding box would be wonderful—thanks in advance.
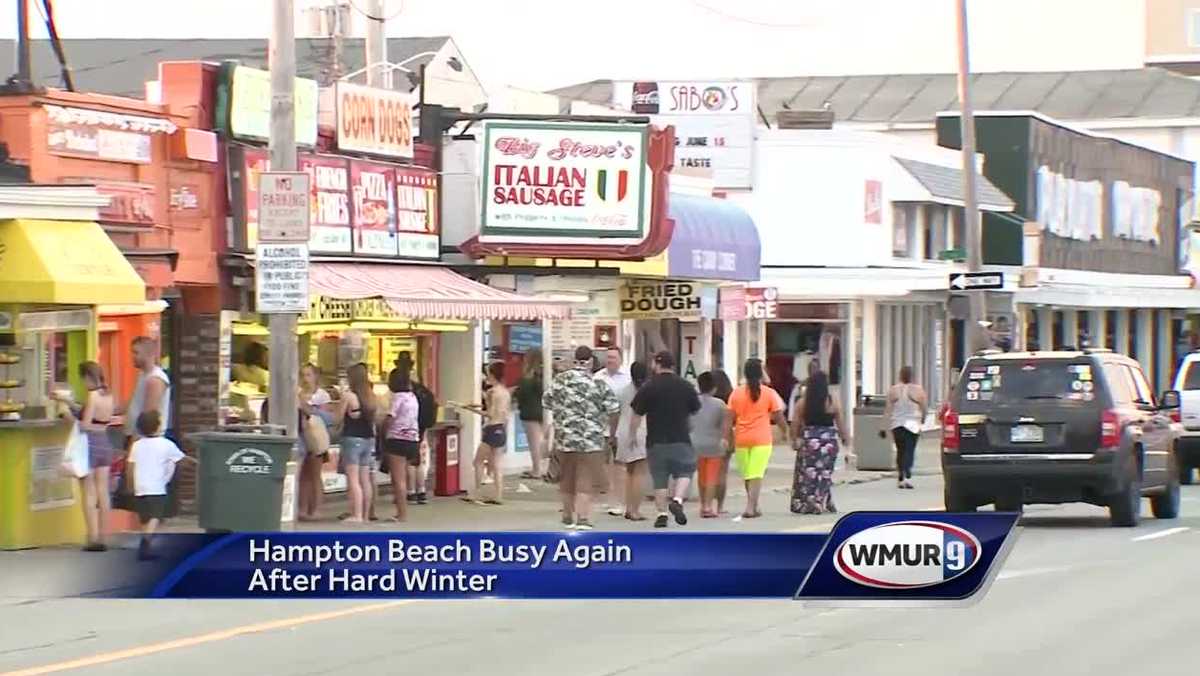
[127,410,192,560]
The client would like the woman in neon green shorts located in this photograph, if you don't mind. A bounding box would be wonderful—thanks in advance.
[726,359,791,518]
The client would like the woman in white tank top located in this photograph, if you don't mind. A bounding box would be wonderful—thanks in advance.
[884,366,927,489]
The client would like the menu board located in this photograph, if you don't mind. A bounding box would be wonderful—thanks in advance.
[300,154,353,254]
[394,167,439,260]
[351,161,398,256]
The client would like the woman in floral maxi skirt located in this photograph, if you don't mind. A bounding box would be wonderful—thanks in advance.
[789,371,850,514]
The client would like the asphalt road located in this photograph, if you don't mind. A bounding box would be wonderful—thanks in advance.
[2,467,1199,676]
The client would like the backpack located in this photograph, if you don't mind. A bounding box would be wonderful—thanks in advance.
[415,382,438,434]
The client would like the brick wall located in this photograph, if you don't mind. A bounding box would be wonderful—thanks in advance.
[174,314,224,512]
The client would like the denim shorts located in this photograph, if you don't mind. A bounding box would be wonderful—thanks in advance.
[340,436,375,467]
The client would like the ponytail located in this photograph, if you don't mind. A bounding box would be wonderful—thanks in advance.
[743,358,764,403]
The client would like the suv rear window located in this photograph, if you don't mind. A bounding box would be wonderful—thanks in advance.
[956,358,1099,410]
[1182,361,1200,390]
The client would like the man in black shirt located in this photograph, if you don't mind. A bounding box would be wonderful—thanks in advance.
[630,351,701,528]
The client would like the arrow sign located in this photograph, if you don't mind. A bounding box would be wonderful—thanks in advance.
[949,272,1004,291]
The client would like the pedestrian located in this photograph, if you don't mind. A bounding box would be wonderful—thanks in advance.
[60,362,115,551]
[514,349,547,482]
[691,372,731,518]
[727,359,789,519]
[459,362,511,505]
[393,352,437,505]
[630,351,701,528]
[297,364,333,522]
[123,336,171,445]
[383,369,421,522]
[884,365,927,489]
[339,363,377,522]
[542,346,620,530]
[127,410,193,560]
[789,370,850,514]
[594,347,631,516]
[615,361,649,521]
[710,369,734,514]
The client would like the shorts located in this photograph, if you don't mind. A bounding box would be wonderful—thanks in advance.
[482,424,507,449]
[341,436,375,466]
[734,445,773,480]
[135,494,169,524]
[696,456,724,488]
[647,443,697,490]
[384,438,421,466]
[557,451,606,496]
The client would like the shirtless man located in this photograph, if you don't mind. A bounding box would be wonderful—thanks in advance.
[458,362,511,504]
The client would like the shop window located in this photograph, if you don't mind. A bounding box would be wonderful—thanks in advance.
[923,204,950,260]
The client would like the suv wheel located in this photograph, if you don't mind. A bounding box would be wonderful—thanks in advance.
[1151,456,1182,520]
[944,486,976,512]
[1109,464,1142,528]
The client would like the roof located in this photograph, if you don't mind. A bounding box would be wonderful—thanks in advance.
[550,69,1200,124]
[0,37,451,97]
[970,350,1133,362]
[893,157,1014,211]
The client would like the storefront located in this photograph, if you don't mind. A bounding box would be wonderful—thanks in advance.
[0,186,146,549]
[938,111,1200,393]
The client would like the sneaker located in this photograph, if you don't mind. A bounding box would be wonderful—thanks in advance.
[575,519,594,531]
[406,493,418,504]
[669,499,687,525]
[654,514,669,528]
[606,507,624,517]
[903,480,914,489]
[416,492,428,505]
[562,515,576,529]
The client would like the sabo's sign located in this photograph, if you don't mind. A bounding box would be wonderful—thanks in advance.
[621,281,702,319]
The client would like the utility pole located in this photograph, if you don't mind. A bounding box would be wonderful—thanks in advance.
[955,0,989,354]
[268,0,300,437]
[364,0,389,88]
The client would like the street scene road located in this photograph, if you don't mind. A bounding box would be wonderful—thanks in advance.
[3,439,1198,676]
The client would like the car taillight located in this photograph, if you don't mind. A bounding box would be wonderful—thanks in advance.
[942,409,960,452]
[1100,409,1120,449]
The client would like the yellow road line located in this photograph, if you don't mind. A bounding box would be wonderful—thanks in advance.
[2,601,413,676]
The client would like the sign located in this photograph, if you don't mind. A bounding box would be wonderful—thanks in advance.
[949,272,1004,291]
[30,445,75,511]
[48,123,152,164]
[507,324,543,354]
[350,161,397,256]
[480,121,650,241]
[745,287,779,319]
[680,322,708,382]
[719,286,747,321]
[335,83,415,159]
[255,243,310,313]
[300,154,353,253]
[620,280,703,319]
[228,66,319,146]
[258,172,311,242]
[91,182,156,225]
[626,81,755,189]
[394,167,439,259]
[864,180,883,224]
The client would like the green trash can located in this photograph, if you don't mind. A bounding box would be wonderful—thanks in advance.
[191,426,297,532]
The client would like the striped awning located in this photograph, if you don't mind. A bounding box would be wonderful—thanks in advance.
[308,263,574,320]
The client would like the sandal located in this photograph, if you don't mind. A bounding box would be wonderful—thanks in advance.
[624,513,647,521]
[700,510,717,519]
[482,499,503,506]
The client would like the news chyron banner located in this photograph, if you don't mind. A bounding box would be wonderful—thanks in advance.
[122,512,1018,604]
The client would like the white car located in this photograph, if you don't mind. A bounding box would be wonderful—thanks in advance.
[1170,353,1200,484]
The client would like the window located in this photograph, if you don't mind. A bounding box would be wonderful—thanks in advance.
[924,204,950,260]
[1103,363,1135,406]
[1126,365,1155,405]
[1189,9,1200,48]
[1182,361,1200,391]
[892,204,912,258]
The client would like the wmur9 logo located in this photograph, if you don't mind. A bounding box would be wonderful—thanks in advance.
[833,521,980,589]
[795,512,1016,605]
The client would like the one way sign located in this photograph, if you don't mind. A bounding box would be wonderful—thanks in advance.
[949,272,1004,290]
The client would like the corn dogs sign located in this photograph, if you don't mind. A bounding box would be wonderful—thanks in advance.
[335,83,415,159]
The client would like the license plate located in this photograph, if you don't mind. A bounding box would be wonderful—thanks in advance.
[1011,425,1044,443]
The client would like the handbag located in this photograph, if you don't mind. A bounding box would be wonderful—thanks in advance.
[302,413,331,456]
[61,423,90,479]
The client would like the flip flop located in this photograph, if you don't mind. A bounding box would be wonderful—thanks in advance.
[483,499,503,506]
[624,513,647,521]
[520,471,537,479]
[701,511,717,519]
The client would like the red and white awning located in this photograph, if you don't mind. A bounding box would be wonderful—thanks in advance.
[308,263,574,321]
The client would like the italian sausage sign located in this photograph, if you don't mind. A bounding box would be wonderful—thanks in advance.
[479,121,650,242]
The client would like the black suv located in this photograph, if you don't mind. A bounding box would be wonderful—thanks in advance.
[942,349,1182,526]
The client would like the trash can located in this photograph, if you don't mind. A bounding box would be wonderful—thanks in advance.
[853,395,894,471]
[190,425,297,532]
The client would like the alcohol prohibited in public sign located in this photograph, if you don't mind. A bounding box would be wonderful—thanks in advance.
[255,243,310,314]
[949,272,1004,291]
[258,171,311,242]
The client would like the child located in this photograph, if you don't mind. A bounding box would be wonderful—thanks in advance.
[691,372,731,518]
[127,410,191,560]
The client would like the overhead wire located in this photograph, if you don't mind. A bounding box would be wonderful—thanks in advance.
[347,0,406,22]
[684,1,818,30]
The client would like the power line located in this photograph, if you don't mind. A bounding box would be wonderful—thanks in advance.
[346,0,405,22]
[685,1,817,30]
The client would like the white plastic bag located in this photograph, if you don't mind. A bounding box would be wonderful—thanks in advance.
[61,423,90,479]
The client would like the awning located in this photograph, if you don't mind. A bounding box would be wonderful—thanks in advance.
[0,219,145,305]
[308,263,574,320]
[666,194,761,281]
[892,157,1015,212]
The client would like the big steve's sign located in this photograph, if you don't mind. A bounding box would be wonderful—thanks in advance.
[479,121,651,243]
